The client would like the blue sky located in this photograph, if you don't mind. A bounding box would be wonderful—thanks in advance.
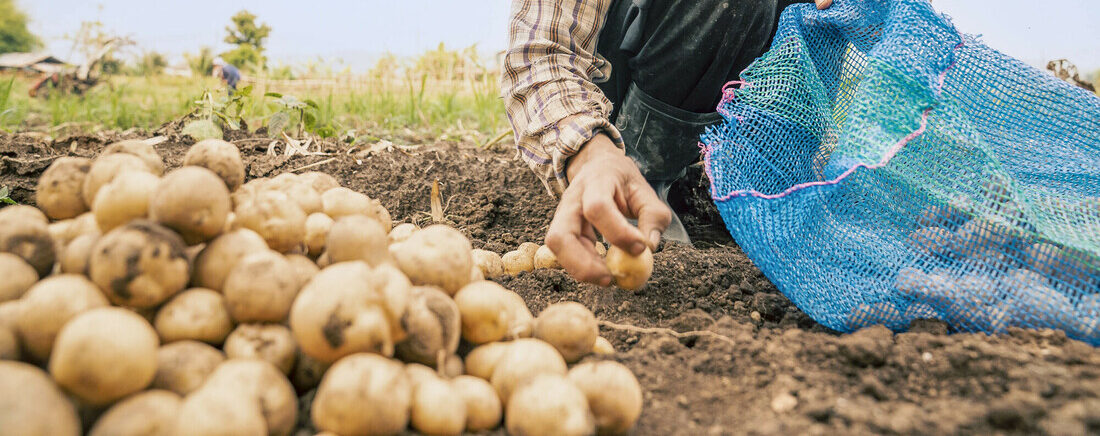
[20,0,1100,73]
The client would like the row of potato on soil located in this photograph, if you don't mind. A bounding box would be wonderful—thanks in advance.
[0,139,647,436]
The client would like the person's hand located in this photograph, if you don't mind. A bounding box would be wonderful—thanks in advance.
[815,0,833,9]
[546,133,671,286]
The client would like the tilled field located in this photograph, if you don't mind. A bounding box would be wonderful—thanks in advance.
[2,130,1099,435]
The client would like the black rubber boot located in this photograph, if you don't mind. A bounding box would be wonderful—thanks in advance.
[615,83,723,246]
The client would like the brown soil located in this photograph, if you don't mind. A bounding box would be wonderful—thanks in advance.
[2,130,1099,436]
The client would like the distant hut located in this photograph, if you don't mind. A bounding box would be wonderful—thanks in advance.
[0,53,67,74]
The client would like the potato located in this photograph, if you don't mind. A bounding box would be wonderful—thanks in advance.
[304,212,334,257]
[299,171,340,194]
[534,244,562,269]
[465,341,510,380]
[471,249,504,279]
[389,222,419,244]
[0,252,37,302]
[153,340,225,395]
[17,274,109,361]
[390,225,474,295]
[505,290,536,338]
[0,324,17,360]
[534,302,598,363]
[90,171,159,232]
[50,307,159,406]
[286,253,320,288]
[313,353,411,436]
[405,362,440,387]
[490,338,568,403]
[155,288,234,345]
[451,375,502,431]
[289,261,408,363]
[49,212,101,246]
[454,282,531,344]
[223,251,300,322]
[102,139,165,175]
[605,246,653,291]
[150,166,232,244]
[183,138,246,191]
[470,263,485,282]
[290,350,329,393]
[88,221,189,308]
[192,228,269,291]
[506,374,595,436]
[595,241,608,257]
[502,250,534,275]
[593,336,615,356]
[441,353,465,378]
[411,375,466,436]
[173,385,266,436]
[234,190,307,253]
[225,324,298,375]
[321,187,372,218]
[0,205,56,276]
[396,286,461,366]
[232,178,270,209]
[89,390,181,436]
[954,219,1012,258]
[83,153,154,206]
[0,361,81,436]
[1024,242,1099,290]
[202,359,298,436]
[327,214,391,266]
[567,361,643,435]
[267,173,323,215]
[59,233,97,274]
[0,300,22,330]
[36,156,91,220]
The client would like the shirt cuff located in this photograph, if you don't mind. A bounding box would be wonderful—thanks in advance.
[541,113,624,194]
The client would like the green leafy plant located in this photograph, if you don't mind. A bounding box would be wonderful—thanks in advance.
[265,92,324,139]
[182,85,254,140]
[0,186,16,205]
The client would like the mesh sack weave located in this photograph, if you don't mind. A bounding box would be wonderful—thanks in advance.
[701,0,1100,344]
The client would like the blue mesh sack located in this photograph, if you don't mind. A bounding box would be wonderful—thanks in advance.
[701,0,1100,344]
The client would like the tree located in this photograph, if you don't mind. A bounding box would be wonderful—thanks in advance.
[132,51,166,76]
[186,46,215,76]
[0,0,41,54]
[221,10,270,71]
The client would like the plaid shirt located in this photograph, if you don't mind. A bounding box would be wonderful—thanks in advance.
[502,0,624,195]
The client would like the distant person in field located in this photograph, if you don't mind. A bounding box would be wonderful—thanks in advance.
[502,0,833,286]
[212,58,241,94]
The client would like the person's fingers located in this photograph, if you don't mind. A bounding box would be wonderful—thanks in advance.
[546,190,612,286]
[815,0,833,10]
[581,180,647,255]
[630,184,672,251]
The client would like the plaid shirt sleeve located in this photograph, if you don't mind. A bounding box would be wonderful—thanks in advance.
[502,0,624,195]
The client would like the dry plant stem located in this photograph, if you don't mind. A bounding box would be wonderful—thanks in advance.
[431,180,444,223]
[290,157,337,173]
[598,320,737,347]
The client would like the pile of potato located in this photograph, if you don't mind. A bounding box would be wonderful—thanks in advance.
[473,240,654,292]
[0,138,644,436]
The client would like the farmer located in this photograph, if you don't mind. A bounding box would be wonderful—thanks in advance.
[503,0,833,286]
[212,58,241,94]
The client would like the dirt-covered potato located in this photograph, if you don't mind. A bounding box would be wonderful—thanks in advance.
[36,156,92,220]
[0,361,81,436]
[286,253,320,288]
[267,173,323,215]
[471,249,504,279]
[389,225,474,295]
[49,212,102,247]
[150,166,232,244]
[442,353,465,379]
[396,286,461,366]
[506,374,595,436]
[88,221,189,308]
[305,212,334,257]
[470,263,485,282]
[201,359,298,436]
[153,340,225,395]
[313,353,412,436]
[154,288,234,345]
[89,389,181,436]
[183,138,246,191]
[327,214,391,266]
[290,350,329,393]
[0,300,21,331]
[405,362,439,387]
[299,171,340,194]
[224,324,298,375]
[50,307,159,406]
[534,244,562,269]
[454,281,532,344]
[954,219,1012,257]
[490,338,568,403]
[173,385,266,436]
[605,246,653,291]
[0,205,56,276]
[83,153,155,206]
[534,302,598,363]
[568,361,643,435]
[234,190,307,253]
[191,228,269,291]
[321,187,372,218]
[1024,242,1099,290]
[411,375,466,436]
[389,222,419,244]
[502,249,534,275]
[465,342,510,380]
[223,251,300,322]
[593,336,615,356]
[0,252,37,302]
[17,274,109,361]
[908,227,956,258]
[59,233,97,274]
[289,261,409,363]
[102,139,165,175]
[232,177,270,209]
[92,170,160,232]
[452,375,502,431]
